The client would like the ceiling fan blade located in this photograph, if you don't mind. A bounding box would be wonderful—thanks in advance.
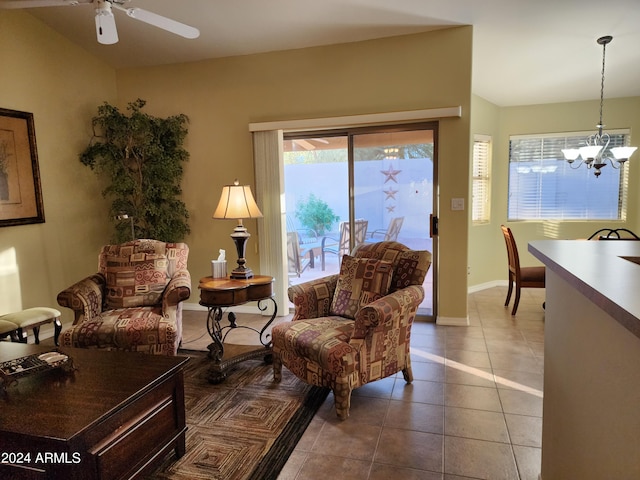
[0,0,90,8]
[95,2,118,44]
[293,139,317,151]
[112,5,199,39]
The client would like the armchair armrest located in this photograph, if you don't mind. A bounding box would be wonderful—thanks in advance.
[297,227,319,244]
[56,273,106,325]
[321,234,339,252]
[350,285,424,381]
[352,285,424,338]
[163,269,192,310]
[287,274,339,320]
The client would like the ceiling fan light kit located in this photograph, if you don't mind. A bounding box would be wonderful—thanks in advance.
[95,0,117,44]
[0,0,200,45]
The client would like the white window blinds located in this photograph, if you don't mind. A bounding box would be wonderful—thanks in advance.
[508,130,630,221]
[472,135,491,224]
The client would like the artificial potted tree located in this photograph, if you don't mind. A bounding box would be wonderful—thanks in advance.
[80,99,190,242]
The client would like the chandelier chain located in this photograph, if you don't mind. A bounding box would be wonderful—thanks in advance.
[598,39,607,132]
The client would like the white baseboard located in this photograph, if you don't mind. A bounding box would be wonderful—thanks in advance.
[468,280,507,294]
[436,315,469,326]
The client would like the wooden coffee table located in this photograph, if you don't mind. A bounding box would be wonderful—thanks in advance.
[198,275,277,383]
[0,343,189,480]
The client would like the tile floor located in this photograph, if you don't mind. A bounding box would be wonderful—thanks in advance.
[29,284,544,479]
[277,286,546,480]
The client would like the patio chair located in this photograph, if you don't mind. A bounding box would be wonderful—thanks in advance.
[286,215,318,245]
[287,231,314,278]
[368,216,404,242]
[320,219,368,270]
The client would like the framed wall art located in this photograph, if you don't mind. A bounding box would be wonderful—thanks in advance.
[0,107,45,227]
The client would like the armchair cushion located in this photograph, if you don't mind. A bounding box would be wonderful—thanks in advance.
[329,256,393,319]
[274,316,356,376]
[69,306,179,355]
[392,250,432,290]
[101,241,177,309]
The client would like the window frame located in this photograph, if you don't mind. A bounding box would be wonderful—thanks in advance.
[472,134,491,224]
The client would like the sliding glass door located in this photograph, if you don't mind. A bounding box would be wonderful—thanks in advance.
[283,123,437,317]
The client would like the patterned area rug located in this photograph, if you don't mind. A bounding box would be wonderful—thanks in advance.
[146,349,329,480]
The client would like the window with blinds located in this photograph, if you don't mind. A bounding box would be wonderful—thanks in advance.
[472,135,491,224]
[508,130,630,220]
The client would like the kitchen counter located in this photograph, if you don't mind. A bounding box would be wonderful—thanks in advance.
[528,240,640,480]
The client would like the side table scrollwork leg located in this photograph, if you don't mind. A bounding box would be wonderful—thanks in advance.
[257,297,277,364]
[206,307,227,383]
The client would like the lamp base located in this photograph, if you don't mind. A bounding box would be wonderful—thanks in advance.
[230,266,254,280]
[230,223,255,280]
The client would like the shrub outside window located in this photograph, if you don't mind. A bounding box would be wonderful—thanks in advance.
[508,130,630,220]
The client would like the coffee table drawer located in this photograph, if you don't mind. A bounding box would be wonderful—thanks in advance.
[90,397,179,479]
[87,374,185,480]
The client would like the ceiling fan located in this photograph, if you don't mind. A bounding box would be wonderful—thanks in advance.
[0,0,200,45]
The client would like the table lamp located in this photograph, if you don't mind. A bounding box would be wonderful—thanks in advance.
[212,179,263,279]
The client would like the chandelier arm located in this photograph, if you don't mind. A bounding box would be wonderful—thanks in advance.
[567,160,586,170]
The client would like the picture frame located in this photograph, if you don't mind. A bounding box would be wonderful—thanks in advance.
[0,107,45,227]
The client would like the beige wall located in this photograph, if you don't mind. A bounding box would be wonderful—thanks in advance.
[468,95,501,287]
[468,95,640,287]
[0,11,116,320]
[116,27,474,320]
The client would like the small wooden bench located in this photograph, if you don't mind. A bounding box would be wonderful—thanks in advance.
[0,307,62,346]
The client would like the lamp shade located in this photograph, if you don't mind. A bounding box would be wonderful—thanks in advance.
[610,146,637,161]
[213,180,263,220]
[578,145,603,160]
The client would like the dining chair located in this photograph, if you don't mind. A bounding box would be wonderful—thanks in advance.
[587,228,640,240]
[500,225,545,315]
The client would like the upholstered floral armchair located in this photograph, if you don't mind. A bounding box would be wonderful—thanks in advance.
[57,240,191,355]
[272,241,431,419]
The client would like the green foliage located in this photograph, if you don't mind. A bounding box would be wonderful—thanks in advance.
[295,194,339,236]
[80,99,190,243]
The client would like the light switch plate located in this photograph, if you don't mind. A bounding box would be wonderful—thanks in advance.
[451,198,465,211]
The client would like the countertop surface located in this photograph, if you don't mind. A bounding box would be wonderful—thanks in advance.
[529,240,640,339]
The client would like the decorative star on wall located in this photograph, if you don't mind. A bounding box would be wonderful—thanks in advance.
[380,164,401,183]
[383,188,398,200]
[386,205,396,213]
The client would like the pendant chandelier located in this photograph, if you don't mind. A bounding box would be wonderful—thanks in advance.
[562,35,637,177]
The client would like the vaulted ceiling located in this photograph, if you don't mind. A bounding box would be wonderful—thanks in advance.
[5,0,640,107]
